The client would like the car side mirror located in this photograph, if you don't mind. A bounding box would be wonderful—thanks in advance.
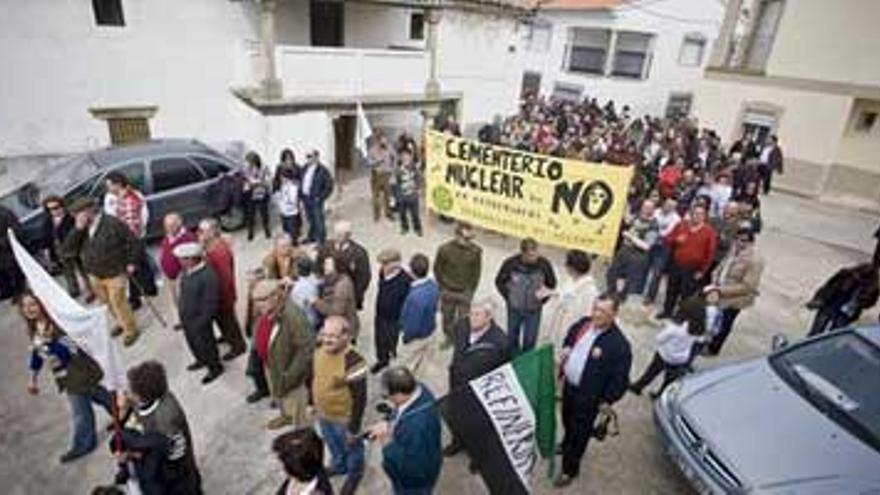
[771,334,789,352]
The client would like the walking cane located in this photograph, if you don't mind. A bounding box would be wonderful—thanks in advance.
[129,276,169,329]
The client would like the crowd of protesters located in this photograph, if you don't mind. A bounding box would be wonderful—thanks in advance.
[5,91,880,494]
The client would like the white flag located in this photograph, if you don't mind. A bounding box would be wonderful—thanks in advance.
[355,101,373,159]
[8,229,127,391]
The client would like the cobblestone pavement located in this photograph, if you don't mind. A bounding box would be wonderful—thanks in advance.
[0,177,876,495]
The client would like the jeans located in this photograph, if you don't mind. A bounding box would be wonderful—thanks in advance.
[662,264,701,316]
[605,249,650,302]
[245,196,271,240]
[319,419,365,494]
[643,244,670,303]
[280,214,301,243]
[398,195,422,235]
[708,307,742,354]
[68,385,114,454]
[303,198,327,244]
[507,307,541,354]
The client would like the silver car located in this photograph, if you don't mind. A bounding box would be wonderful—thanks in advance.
[654,326,880,494]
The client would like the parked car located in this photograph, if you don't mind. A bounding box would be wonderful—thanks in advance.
[654,326,880,494]
[0,139,244,251]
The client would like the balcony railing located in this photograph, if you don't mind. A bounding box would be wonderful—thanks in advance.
[275,45,428,98]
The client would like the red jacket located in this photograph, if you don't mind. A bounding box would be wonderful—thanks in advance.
[658,165,683,199]
[205,239,237,308]
[665,221,717,274]
[159,228,197,280]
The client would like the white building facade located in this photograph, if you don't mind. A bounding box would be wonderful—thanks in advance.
[515,0,724,117]
[696,0,880,209]
[0,0,524,175]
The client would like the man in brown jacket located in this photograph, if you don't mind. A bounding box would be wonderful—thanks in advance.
[433,223,482,348]
[705,226,764,355]
[251,279,316,429]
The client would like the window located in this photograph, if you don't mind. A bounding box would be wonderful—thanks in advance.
[521,71,542,98]
[190,156,230,179]
[679,34,706,67]
[612,32,653,79]
[92,0,125,27]
[665,93,693,119]
[108,118,150,145]
[855,111,878,133]
[552,82,584,103]
[409,12,425,41]
[524,20,553,52]
[65,175,102,205]
[567,28,610,75]
[151,157,205,194]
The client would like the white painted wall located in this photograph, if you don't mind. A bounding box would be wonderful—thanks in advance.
[276,0,311,46]
[345,3,425,50]
[0,0,264,156]
[265,111,334,173]
[695,77,852,166]
[836,99,880,172]
[768,0,880,87]
[437,10,521,127]
[517,0,724,116]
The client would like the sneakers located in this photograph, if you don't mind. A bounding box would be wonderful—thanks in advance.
[628,385,643,396]
[267,415,293,430]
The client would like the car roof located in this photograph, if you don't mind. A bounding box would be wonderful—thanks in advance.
[854,325,880,347]
[87,139,222,168]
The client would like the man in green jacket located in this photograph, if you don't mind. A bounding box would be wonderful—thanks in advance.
[251,279,316,430]
[64,197,141,346]
[433,223,482,348]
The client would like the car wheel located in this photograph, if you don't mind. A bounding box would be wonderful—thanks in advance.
[218,205,245,232]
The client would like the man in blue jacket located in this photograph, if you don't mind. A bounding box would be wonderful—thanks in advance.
[367,366,442,495]
[397,254,439,379]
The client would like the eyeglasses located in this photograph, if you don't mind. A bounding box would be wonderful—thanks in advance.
[47,205,63,211]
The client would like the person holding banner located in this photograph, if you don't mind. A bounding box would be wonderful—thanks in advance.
[495,238,557,354]
[20,291,114,464]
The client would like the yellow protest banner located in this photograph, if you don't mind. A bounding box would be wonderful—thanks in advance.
[424,130,634,257]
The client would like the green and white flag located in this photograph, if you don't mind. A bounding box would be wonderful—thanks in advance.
[440,344,557,494]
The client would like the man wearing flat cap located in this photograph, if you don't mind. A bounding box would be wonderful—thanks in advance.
[63,197,141,346]
[250,279,316,429]
[318,220,371,311]
[175,242,224,384]
[372,248,412,374]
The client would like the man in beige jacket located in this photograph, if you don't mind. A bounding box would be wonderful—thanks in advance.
[705,226,764,355]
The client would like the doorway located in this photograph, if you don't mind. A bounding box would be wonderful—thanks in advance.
[521,71,541,98]
[333,115,357,184]
[311,0,344,47]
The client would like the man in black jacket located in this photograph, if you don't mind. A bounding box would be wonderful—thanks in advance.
[372,248,412,374]
[555,295,632,488]
[175,242,223,385]
[758,135,784,195]
[64,197,141,346]
[495,238,557,354]
[444,297,509,459]
[300,150,334,244]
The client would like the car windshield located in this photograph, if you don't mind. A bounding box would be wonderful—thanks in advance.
[772,332,880,453]
[43,153,99,192]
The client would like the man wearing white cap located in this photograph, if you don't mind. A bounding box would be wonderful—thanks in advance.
[175,242,224,385]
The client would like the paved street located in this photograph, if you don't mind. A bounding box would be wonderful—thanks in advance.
[0,177,877,495]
